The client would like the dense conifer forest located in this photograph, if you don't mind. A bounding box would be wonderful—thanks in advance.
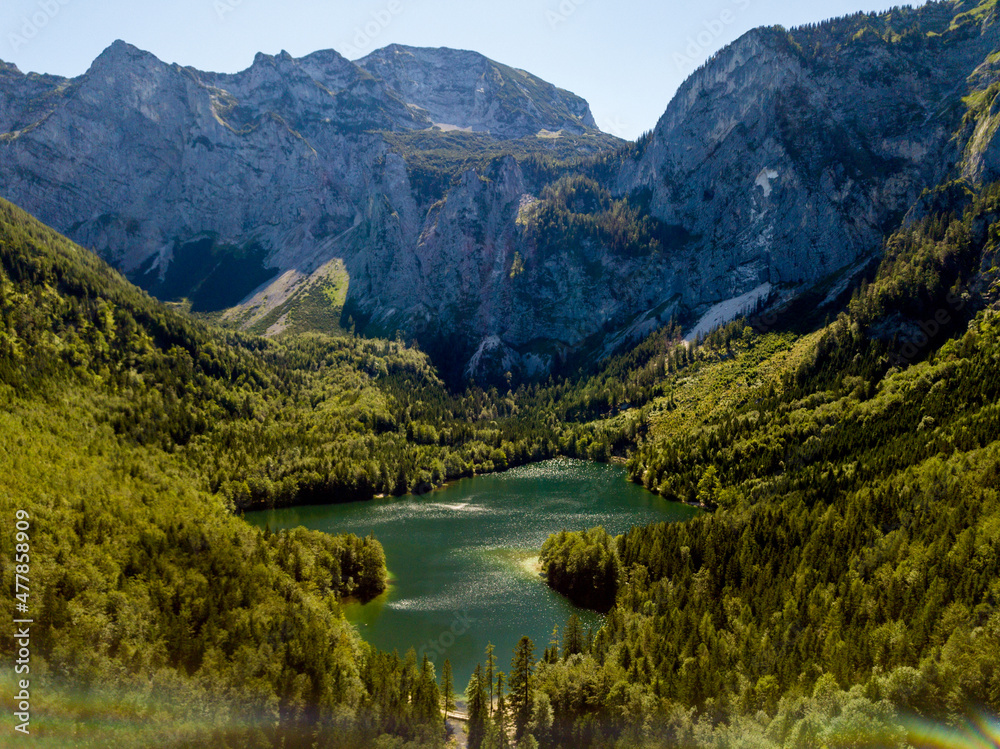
[4,151,1000,745]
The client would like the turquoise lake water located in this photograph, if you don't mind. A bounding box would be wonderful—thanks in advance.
[244,458,700,694]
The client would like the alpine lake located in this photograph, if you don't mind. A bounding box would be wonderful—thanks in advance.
[244,458,701,694]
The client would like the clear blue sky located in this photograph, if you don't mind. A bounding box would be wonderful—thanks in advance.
[3,0,927,140]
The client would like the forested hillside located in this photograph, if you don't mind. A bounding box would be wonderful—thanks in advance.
[506,182,1000,748]
[0,196,592,747]
[0,197,628,512]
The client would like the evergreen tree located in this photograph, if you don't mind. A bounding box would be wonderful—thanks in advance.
[509,636,536,740]
[441,658,455,722]
[486,641,497,717]
[416,655,440,727]
[494,671,510,749]
[546,625,560,663]
[562,614,584,658]
[467,664,489,749]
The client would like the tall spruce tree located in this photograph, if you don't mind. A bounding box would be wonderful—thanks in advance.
[467,664,488,749]
[441,659,454,723]
[509,636,536,740]
[494,671,510,749]
[486,642,497,717]
[563,614,584,658]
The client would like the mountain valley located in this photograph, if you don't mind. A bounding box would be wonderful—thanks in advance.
[3,1,1000,748]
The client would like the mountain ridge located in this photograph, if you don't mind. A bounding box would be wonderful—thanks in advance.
[0,39,617,375]
[3,1,1000,384]
[357,43,598,137]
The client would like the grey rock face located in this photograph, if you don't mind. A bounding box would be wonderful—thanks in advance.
[0,40,409,300]
[357,44,597,138]
[2,3,999,383]
[348,155,687,381]
[616,17,997,308]
[354,7,1000,380]
[0,40,596,318]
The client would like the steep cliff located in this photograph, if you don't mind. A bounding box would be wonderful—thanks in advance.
[349,1,1000,381]
[615,4,991,300]
[0,41,609,323]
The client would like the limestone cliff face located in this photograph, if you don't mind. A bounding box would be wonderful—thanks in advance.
[347,155,688,380]
[3,3,1000,382]
[616,11,999,309]
[0,40,592,317]
[350,4,1000,380]
[357,45,597,138]
[0,40,408,298]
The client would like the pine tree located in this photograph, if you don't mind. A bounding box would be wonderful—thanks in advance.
[563,614,584,658]
[509,636,536,740]
[486,642,497,717]
[441,658,454,722]
[494,671,510,749]
[415,654,440,727]
[467,664,488,749]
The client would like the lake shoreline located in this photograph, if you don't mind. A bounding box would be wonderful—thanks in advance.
[238,456,703,519]
[244,459,701,694]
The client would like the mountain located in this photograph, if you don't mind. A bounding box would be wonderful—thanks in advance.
[614,3,996,297]
[0,41,614,342]
[346,1,1000,381]
[357,44,598,137]
[3,2,1000,386]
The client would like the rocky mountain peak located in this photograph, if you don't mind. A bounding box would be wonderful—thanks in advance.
[88,39,163,74]
[357,43,598,139]
[205,46,424,133]
[249,49,297,68]
[0,60,23,78]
